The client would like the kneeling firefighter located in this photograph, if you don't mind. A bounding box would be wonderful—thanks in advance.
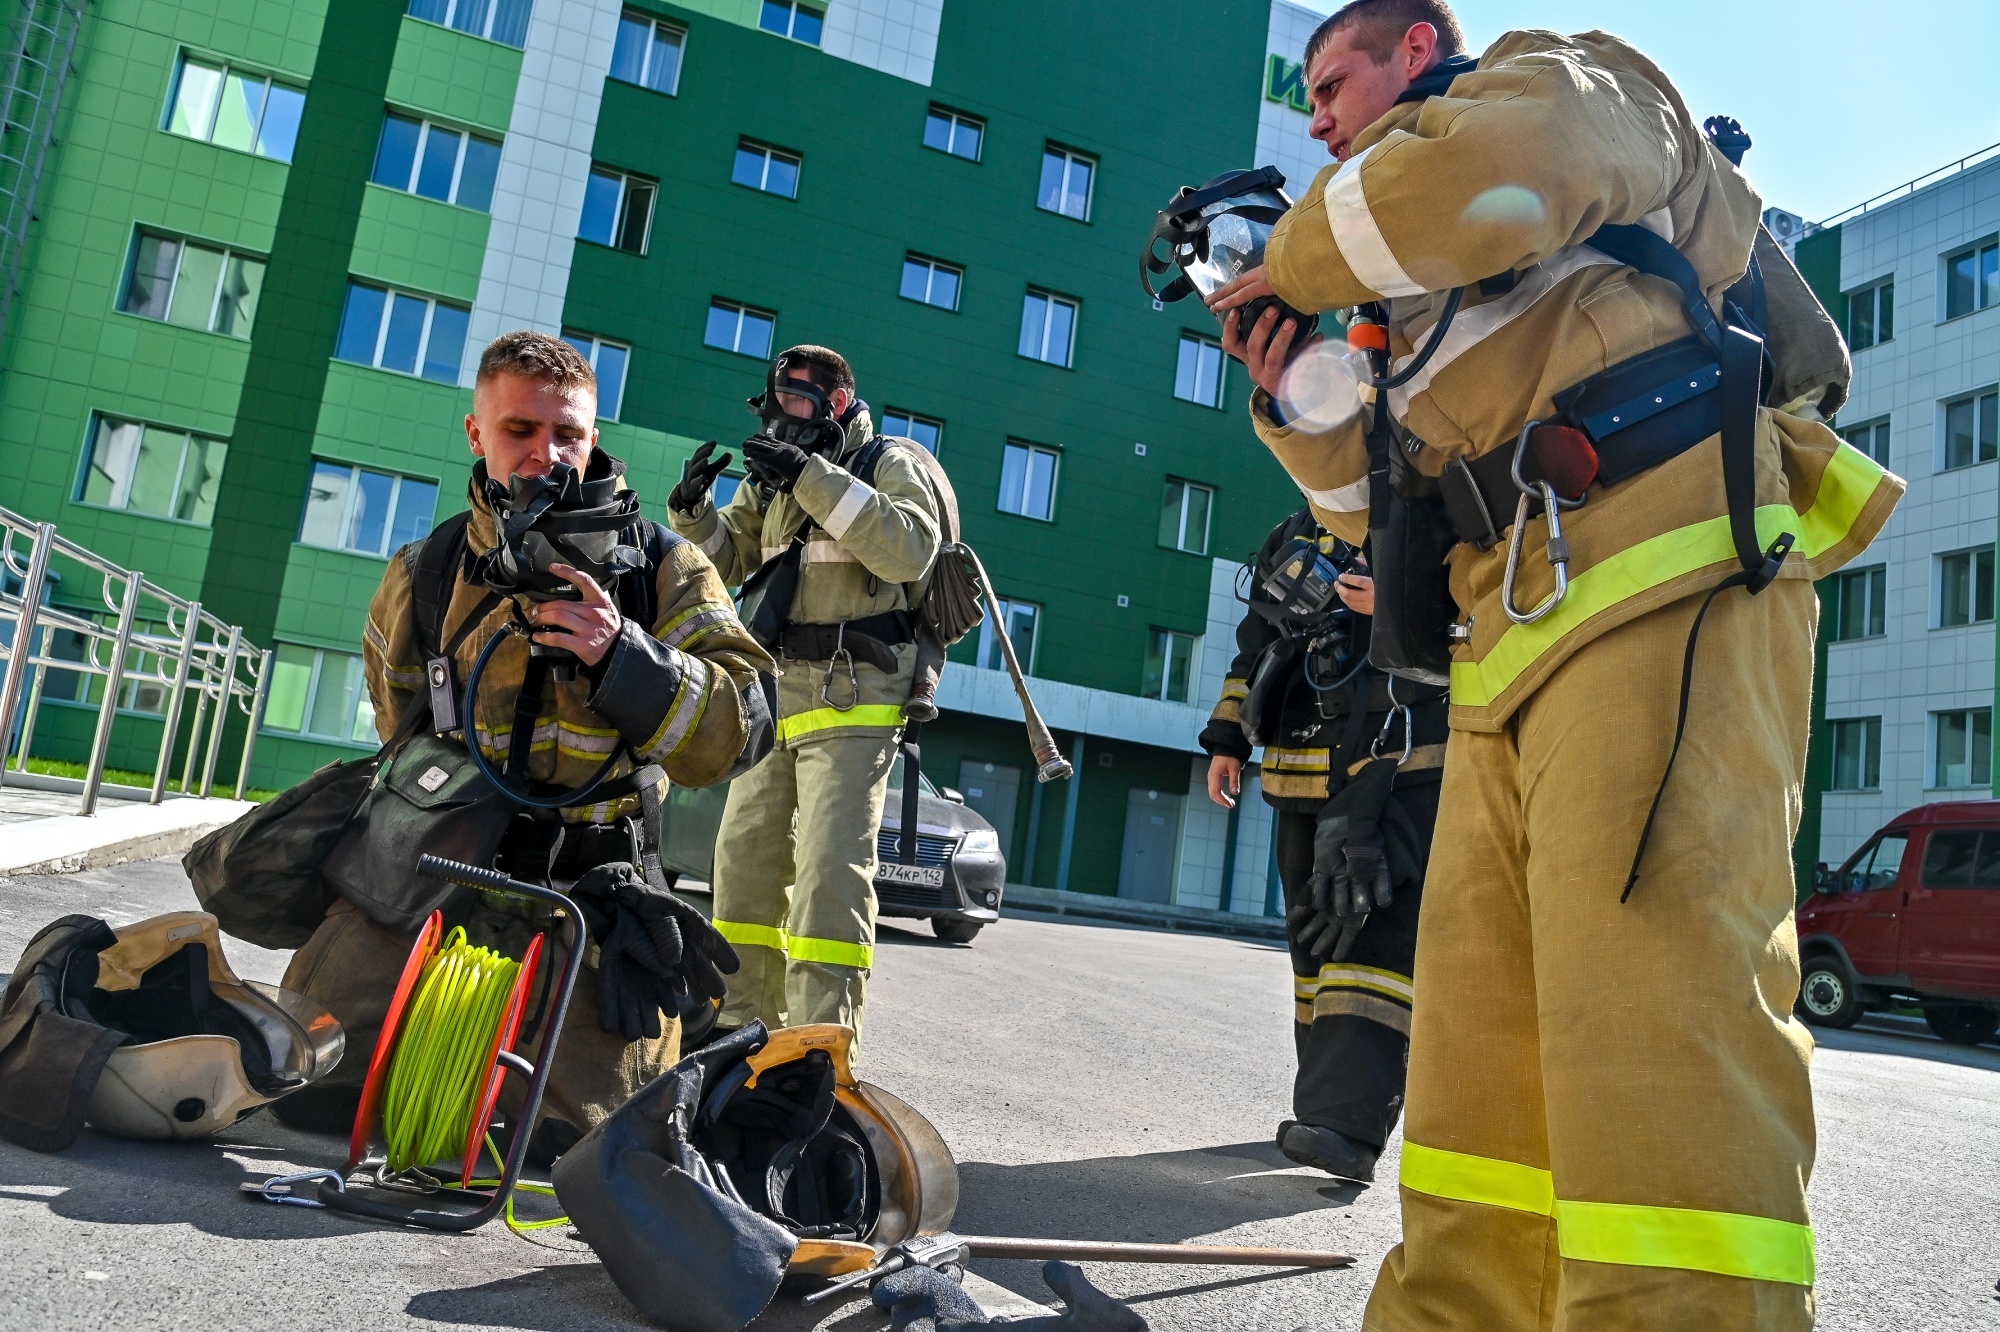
[1200,509,1443,1185]
[668,345,948,1041]
[272,332,774,1145]
[1180,3,1901,1328]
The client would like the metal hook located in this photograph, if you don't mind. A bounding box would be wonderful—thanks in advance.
[1370,677,1415,763]
[1500,423,1572,625]
[821,624,860,712]
[250,1169,347,1207]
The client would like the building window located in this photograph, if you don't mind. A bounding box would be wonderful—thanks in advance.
[1837,417,1891,467]
[758,0,822,44]
[333,282,471,383]
[264,644,377,745]
[1938,547,1995,628]
[561,332,630,420]
[880,409,942,453]
[713,474,743,507]
[977,597,1040,673]
[1037,144,1095,221]
[370,112,501,213]
[78,416,228,526]
[610,11,684,94]
[1942,389,1999,470]
[704,299,775,358]
[923,104,982,161]
[731,139,800,199]
[163,53,305,163]
[1019,289,1077,367]
[997,440,1058,522]
[1829,717,1881,791]
[900,255,962,311]
[404,0,532,48]
[120,229,264,337]
[1845,278,1892,350]
[1143,628,1199,704]
[1158,479,1213,556]
[1175,332,1224,407]
[1828,564,1885,641]
[298,462,439,558]
[578,166,655,253]
[1934,708,1992,789]
[1944,238,1998,320]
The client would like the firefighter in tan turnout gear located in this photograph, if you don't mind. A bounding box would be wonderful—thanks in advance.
[669,345,944,1040]
[278,332,774,1146]
[1207,2,1902,1328]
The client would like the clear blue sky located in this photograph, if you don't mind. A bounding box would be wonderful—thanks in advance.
[1288,0,2000,223]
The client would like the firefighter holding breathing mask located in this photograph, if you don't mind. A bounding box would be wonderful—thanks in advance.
[1188,0,1902,1327]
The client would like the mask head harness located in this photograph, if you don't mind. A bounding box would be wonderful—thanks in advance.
[1243,533,1365,695]
[473,450,644,606]
[1140,165,1320,343]
[747,352,848,457]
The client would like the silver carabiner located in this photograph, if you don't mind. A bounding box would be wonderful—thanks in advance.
[820,623,860,713]
[1501,423,1572,625]
[1370,677,1415,763]
[251,1169,346,1207]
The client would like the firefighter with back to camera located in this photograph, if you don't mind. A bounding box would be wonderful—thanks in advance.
[276,331,775,1152]
[1200,508,1445,1187]
[1200,0,1903,1327]
[668,344,945,1044]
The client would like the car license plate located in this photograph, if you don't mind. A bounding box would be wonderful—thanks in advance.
[876,862,945,887]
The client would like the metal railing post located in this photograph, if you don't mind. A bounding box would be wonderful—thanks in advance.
[14,644,46,775]
[149,601,201,803]
[0,520,54,789]
[233,647,273,799]
[181,685,208,794]
[199,626,241,798]
[79,568,142,816]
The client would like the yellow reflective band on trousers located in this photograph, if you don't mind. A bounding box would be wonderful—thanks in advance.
[1399,1143,1815,1286]
[712,919,875,969]
[776,704,906,743]
[1452,444,1884,711]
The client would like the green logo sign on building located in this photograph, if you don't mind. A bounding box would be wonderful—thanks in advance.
[1266,53,1308,113]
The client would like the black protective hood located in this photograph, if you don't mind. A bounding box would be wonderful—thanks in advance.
[0,916,126,1152]
[470,449,644,601]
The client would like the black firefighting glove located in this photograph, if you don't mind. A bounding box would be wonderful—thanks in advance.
[571,862,740,1042]
[668,439,732,514]
[742,432,811,493]
[874,1261,1149,1332]
[1294,757,1398,964]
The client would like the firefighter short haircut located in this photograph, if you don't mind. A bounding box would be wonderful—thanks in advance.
[1306,0,1466,68]
[777,344,856,397]
[477,330,597,396]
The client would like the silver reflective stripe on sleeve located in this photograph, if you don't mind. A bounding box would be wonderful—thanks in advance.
[1323,144,1426,299]
[802,540,859,565]
[1301,475,1372,514]
[700,524,731,557]
[822,480,873,540]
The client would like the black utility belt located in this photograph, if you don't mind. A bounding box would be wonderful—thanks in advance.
[1440,336,1722,551]
[779,611,915,674]
[1309,672,1448,719]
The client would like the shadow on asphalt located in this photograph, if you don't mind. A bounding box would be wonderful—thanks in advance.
[402,1264,648,1329]
[1813,1022,2000,1073]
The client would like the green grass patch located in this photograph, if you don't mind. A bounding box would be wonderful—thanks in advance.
[6,755,280,803]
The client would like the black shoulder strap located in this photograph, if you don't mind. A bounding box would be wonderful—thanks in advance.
[614,519,681,633]
[848,436,893,486]
[412,510,475,659]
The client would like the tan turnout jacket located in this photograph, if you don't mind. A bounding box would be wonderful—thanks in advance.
[1254,29,1902,730]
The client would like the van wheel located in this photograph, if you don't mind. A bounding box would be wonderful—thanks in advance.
[1922,1004,2000,1046]
[932,918,983,945]
[1796,956,1861,1029]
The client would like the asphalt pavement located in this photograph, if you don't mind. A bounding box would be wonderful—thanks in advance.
[1,858,1997,1331]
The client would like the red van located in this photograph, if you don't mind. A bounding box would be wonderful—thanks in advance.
[1794,801,2000,1045]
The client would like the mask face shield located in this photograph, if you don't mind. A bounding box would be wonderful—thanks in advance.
[746,353,845,455]
[476,451,643,602]
[1141,166,1320,342]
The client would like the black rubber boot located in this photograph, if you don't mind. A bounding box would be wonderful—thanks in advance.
[1276,1120,1378,1184]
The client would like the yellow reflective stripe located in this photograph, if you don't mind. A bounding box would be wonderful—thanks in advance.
[1316,962,1414,1002]
[710,921,873,969]
[1264,747,1331,771]
[777,704,905,742]
[1220,679,1249,701]
[1400,1142,1555,1216]
[1555,1199,1814,1287]
[1454,444,1889,710]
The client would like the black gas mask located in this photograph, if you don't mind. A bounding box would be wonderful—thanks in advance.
[746,352,846,457]
[1243,534,1365,715]
[1141,165,1319,343]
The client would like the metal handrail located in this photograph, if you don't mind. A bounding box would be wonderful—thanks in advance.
[1816,140,2000,229]
[0,502,273,814]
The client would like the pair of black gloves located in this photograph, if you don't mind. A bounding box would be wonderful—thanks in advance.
[667,436,812,514]
[1291,757,1398,965]
[873,1262,1148,1332]
[570,862,740,1042]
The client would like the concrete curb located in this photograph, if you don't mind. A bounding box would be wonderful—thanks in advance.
[1002,883,1286,940]
[0,796,253,877]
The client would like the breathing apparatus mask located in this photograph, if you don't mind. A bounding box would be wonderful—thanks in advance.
[746,353,847,458]
[1240,536,1366,745]
[1141,166,1319,343]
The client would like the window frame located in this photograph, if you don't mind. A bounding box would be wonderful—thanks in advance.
[296,459,441,559]
[578,165,657,254]
[1932,707,1994,790]
[1938,387,2000,472]
[403,0,533,48]
[1827,716,1882,792]
[1037,142,1096,222]
[1142,627,1201,704]
[1158,477,1214,556]
[1935,545,1996,629]
[977,595,1041,675]
[1942,236,1999,321]
[1827,563,1886,642]
[1019,288,1078,367]
[730,138,802,199]
[879,408,943,454]
[1844,276,1893,350]
[996,439,1061,523]
[1174,331,1225,408]
[370,111,503,211]
[609,9,686,95]
[333,280,472,383]
[703,299,776,359]
[162,51,306,163]
[560,330,631,421]
[261,643,379,746]
[75,413,229,528]
[758,0,824,45]
[1836,415,1891,467]
[922,104,984,161]
[900,254,963,311]
[118,227,266,338]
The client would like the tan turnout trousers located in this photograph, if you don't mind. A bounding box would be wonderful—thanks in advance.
[1366,579,1819,1332]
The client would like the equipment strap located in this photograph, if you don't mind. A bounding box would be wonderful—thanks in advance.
[897,720,922,866]
[779,612,915,674]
